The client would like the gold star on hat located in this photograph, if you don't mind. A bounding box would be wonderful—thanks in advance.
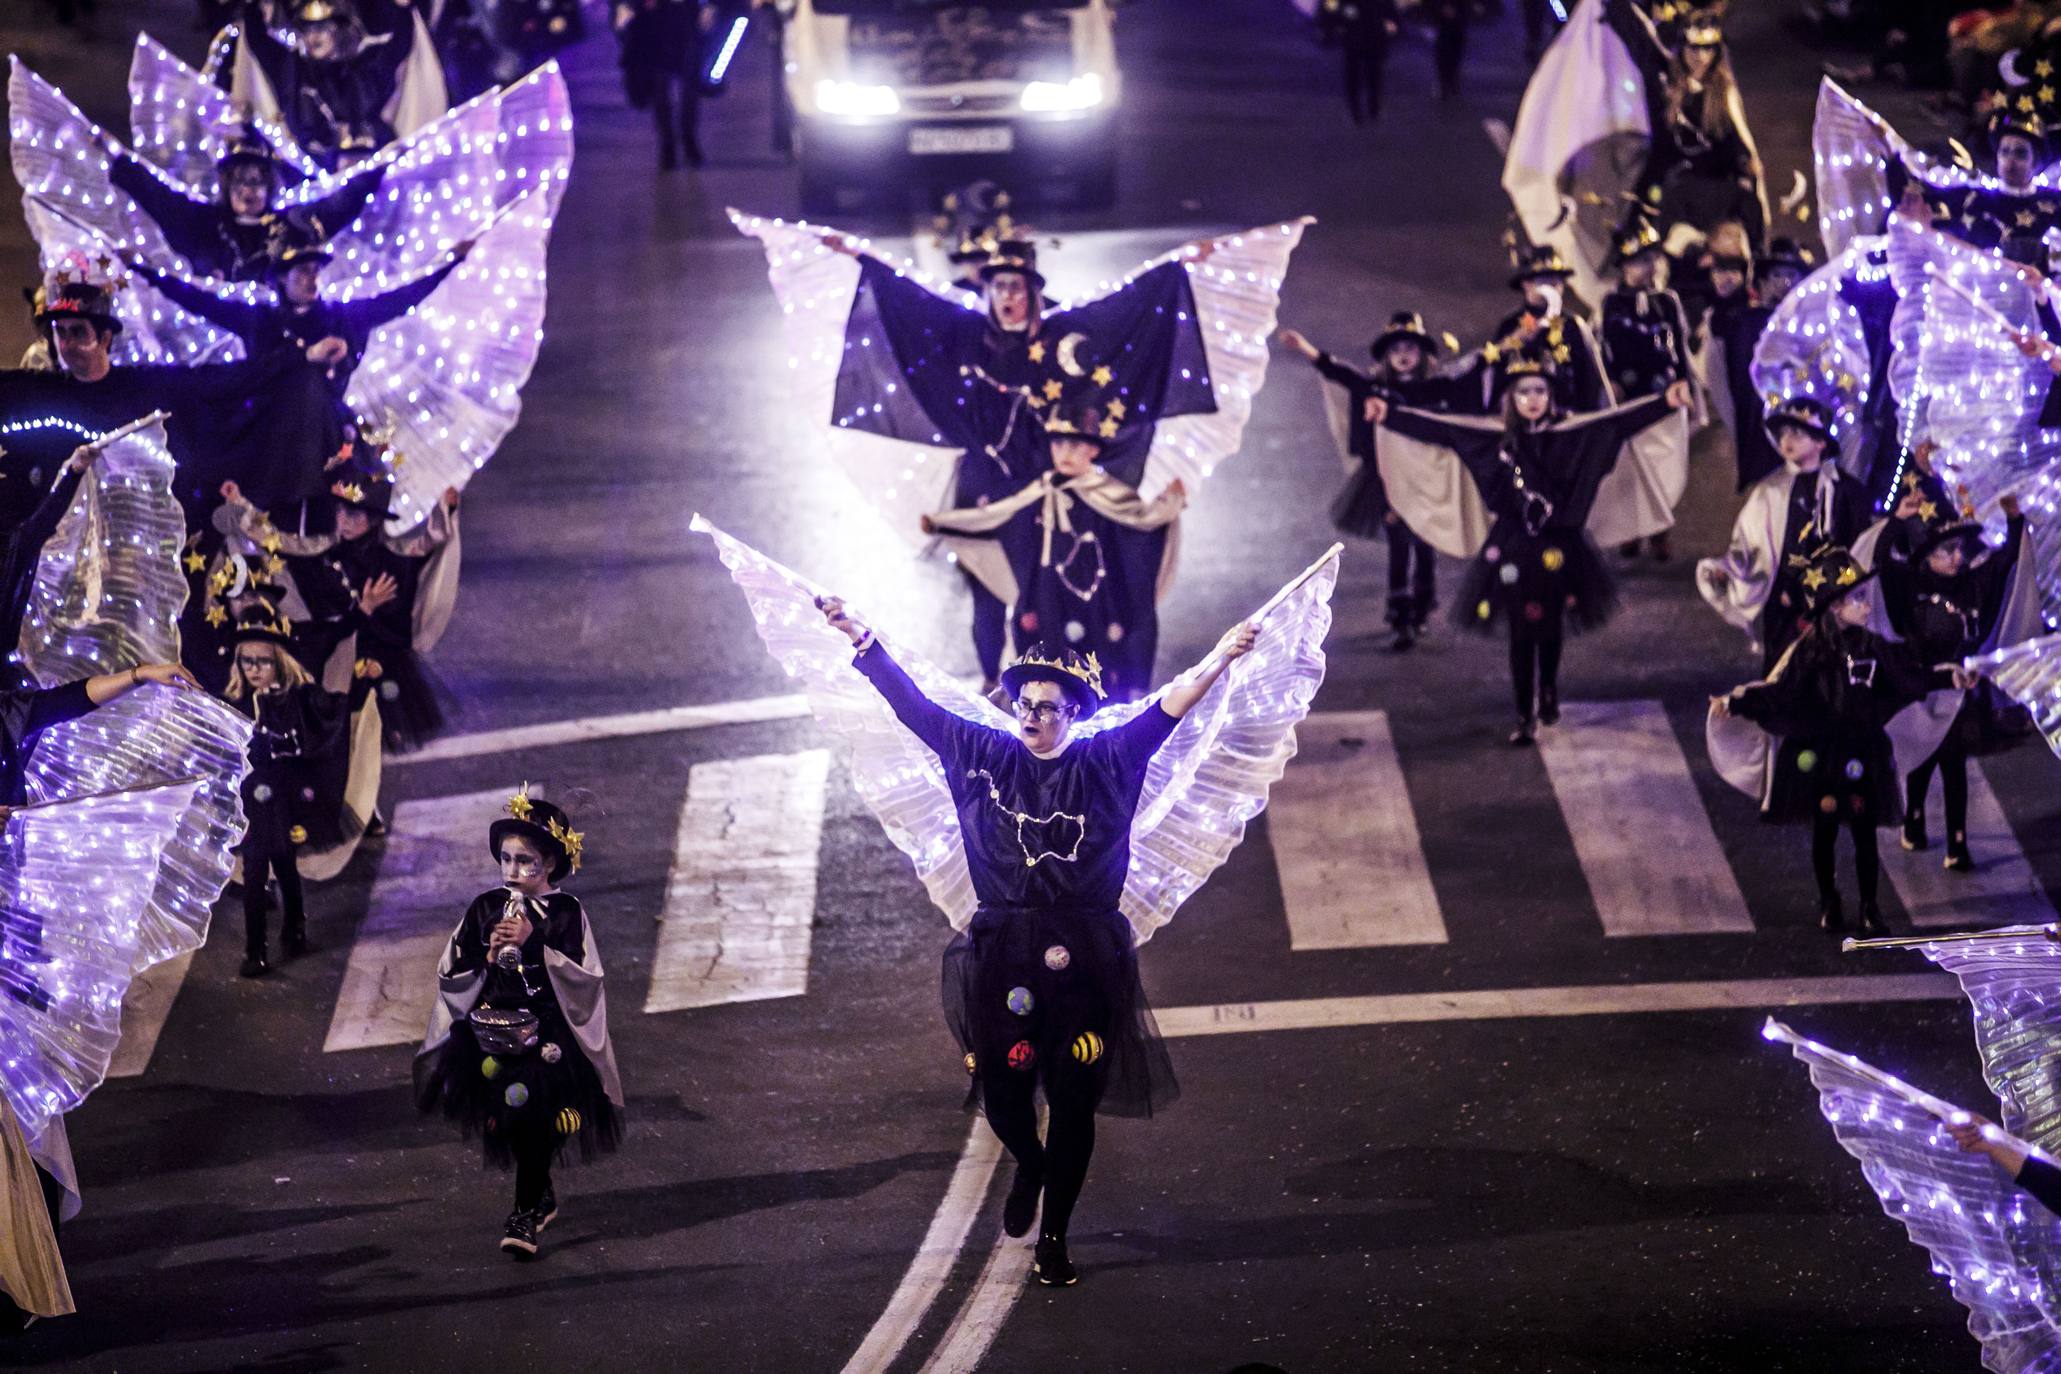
[205,603,228,626]
[184,551,206,573]
[1098,416,1119,438]
[1802,568,1827,590]
[1837,566,1859,586]
[1107,397,1127,418]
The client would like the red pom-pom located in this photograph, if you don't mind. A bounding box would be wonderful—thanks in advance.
[1007,1039,1036,1071]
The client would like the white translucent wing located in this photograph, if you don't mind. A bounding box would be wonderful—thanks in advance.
[345,182,558,529]
[1749,240,1876,470]
[729,210,971,552]
[1107,553,1336,944]
[693,515,1011,931]
[1813,79,1905,257]
[1910,929,2061,1156]
[1978,635,2061,760]
[17,415,253,971]
[0,779,203,1143]
[1104,219,1310,502]
[126,33,325,188]
[1768,1018,2061,1371]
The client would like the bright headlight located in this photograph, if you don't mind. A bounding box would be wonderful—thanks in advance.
[815,80,900,118]
[1020,73,1104,113]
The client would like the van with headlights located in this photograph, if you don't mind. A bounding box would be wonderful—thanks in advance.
[785,0,1122,212]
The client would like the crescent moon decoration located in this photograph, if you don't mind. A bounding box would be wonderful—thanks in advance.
[1056,332,1088,378]
[2002,48,2032,89]
[1779,169,1810,217]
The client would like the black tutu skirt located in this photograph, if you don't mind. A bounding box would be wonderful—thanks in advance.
[357,650,457,753]
[422,1002,623,1169]
[1761,730,1903,828]
[1451,529,1617,637]
[1330,462,1392,541]
[942,904,1178,1120]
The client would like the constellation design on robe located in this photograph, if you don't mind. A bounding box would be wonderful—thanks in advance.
[970,768,1085,867]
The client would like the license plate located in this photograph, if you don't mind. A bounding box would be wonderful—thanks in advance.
[909,125,1013,156]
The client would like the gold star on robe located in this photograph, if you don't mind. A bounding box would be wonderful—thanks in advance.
[2019,210,2039,227]
[204,604,228,627]
[183,551,206,573]
[1041,378,1064,401]
[1027,341,1045,364]
[1918,500,1938,520]
[1107,398,1127,418]
[1090,364,1113,386]
[2039,59,2054,77]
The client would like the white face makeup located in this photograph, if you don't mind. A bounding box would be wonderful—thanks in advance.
[1510,378,1553,422]
[987,272,1033,330]
[499,836,551,893]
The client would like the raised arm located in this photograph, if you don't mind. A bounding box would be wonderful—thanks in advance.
[819,594,973,763]
[106,152,219,260]
[296,161,390,235]
[131,259,265,338]
[1159,621,1258,721]
[337,246,468,335]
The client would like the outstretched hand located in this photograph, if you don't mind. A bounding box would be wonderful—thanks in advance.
[1215,621,1259,663]
[1665,379,1694,410]
[815,594,869,646]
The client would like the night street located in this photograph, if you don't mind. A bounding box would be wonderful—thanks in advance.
[3,1,2054,1370]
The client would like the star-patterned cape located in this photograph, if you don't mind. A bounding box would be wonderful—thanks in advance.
[693,516,1336,945]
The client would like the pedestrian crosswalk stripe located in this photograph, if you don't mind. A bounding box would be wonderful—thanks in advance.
[323,786,516,1053]
[1271,710,1447,948]
[391,696,813,765]
[108,951,194,1080]
[1885,760,2057,929]
[644,750,832,1014]
[1537,700,1756,937]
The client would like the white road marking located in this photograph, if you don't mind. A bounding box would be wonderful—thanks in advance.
[1536,701,1756,936]
[1154,973,1959,1038]
[323,787,515,1053]
[644,750,831,1013]
[107,951,194,1079]
[1270,711,1446,948]
[1885,760,2058,929]
[918,1226,1035,1374]
[838,1121,1005,1374]
[392,696,812,765]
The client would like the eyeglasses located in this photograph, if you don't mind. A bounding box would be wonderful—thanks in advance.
[236,655,274,673]
[1013,699,1072,723]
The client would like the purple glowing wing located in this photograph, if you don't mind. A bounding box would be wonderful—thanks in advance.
[125,33,324,188]
[1910,929,2061,1157]
[0,778,206,1145]
[343,182,558,529]
[17,414,252,973]
[1768,1018,2061,1372]
[1976,635,2061,760]
[693,514,1009,932]
[1749,239,1876,471]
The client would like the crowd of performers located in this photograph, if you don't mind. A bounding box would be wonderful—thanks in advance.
[0,10,616,1320]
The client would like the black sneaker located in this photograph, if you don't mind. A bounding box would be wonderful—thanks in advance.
[281,928,311,959]
[532,1187,559,1232]
[1508,718,1536,747]
[1817,894,1845,933]
[1389,626,1416,653]
[1944,837,1974,873]
[1856,902,1889,937]
[239,953,270,979]
[501,1209,538,1258]
[1033,1233,1078,1287]
[1002,1163,1042,1238]
[1537,694,1560,727]
[1901,811,1928,852]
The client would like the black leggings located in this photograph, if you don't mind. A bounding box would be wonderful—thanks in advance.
[1386,522,1435,627]
[241,839,304,958]
[1342,40,1389,121]
[514,1129,555,1212]
[963,568,1008,685]
[1434,18,1467,97]
[651,77,701,158]
[1812,812,1880,905]
[1508,630,1563,721]
[979,1066,1102,1241]
[1906,732,1970,844]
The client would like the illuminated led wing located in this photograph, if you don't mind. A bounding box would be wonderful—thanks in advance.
[344,182,558,528]
[0,778,204,1145]
[1749,239,1876,471]
[696,516,1336,942]
[126,33,325,189]
[17,414,252,972]
[1906,929,2061,1157]
[1114,219,1309,502]
[1767,1018,2061,1372]
[694,514,1006,931]
[1978,634,2061,759]
[1883,220,2061,616]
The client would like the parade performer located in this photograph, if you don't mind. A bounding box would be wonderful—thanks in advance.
[1906,111,2061,254]
[103,123,386,283]
[1480,248,1612,413]
[695,515,1336,1287]
[1328,0,1399,125]
[920,382,1185,702]
[614,0,709,170]
[1879,496,2040,870]
[221,469,462,752]
[226,0,448,169]
[415,787,622,1260]
[1599,217,1694,559]
[1369,366,1693,743]
[1630,9,1768,245]
[733,211,1305,694]
[1697,397,1872,672]
[221,601,354,977]
[1710,545,1978,934]
[1279,314,1458,649]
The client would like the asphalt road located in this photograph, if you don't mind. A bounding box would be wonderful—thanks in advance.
[2,3,2051,1371]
